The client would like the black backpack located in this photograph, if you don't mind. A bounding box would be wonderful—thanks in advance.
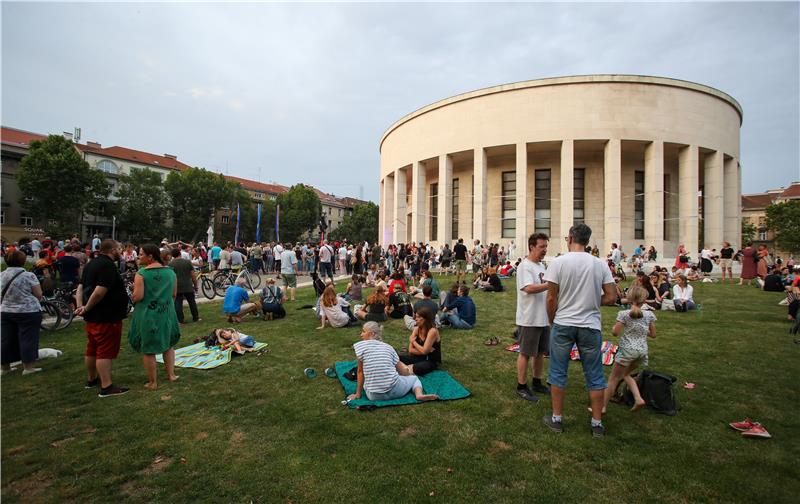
[622,370,680,416]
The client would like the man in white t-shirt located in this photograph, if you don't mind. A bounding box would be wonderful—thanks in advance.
[608,243,622,266]
[338,244,348,275]
[515,233,550,402]
[272,243,284,273]
[318,241,334,282]
[543,223,616,438]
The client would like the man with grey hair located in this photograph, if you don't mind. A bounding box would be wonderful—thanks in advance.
[222,276,259,323]
[347,322,438,403]
[543,223,617,437]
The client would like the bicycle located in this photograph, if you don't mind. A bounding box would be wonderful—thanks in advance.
[47,282,77,330]
[212,266,260,297]
[199,271,218,300]
[40,299,62,331]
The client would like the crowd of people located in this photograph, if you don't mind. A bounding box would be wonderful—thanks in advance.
[2,228,798,435]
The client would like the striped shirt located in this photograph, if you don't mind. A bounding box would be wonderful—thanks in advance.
[353,339,399,394]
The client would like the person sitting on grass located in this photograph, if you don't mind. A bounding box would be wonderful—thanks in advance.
[388,268,408,294]
[686,265,701,282]
[499,261,515,277]
[317,284,357,329]
[222,276,259,323]
[410,269,440,300]
[672,274,696,312]
[472,266,489,290]
[387,282,414,320]
[356,284,389,322]
[366,265,378,287]
[478,266,504,292]
[598,285,656,413]
[346,322,438,403]
[399,307,441,376]
[343,274,363,302]
[404,284,439,330]
[440,284,477,329]
[260,277,286,320]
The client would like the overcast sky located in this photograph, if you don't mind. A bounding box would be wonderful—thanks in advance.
[3,1,798,201]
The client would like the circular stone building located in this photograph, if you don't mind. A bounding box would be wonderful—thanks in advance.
[379,75,742,258]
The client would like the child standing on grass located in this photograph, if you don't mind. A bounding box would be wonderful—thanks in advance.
[603,285,656,413]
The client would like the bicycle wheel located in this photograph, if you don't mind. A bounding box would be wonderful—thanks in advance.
[40,301,61,331]
[248,270,262,290]
[53,299,74,330]
[214,272,233,297]
[201,277,217,299]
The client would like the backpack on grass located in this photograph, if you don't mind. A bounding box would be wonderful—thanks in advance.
[622,370,680,416]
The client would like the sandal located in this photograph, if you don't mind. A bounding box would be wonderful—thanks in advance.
[484,337,500,346]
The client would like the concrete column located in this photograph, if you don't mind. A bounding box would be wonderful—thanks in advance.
[382,174,395,246]
[723,156,739,248]
[515,142,529,249]
[604,139,622,254]
[379,179,385,246]
[558,140,574,253]
[473,148,487,244]
[644,140,665,254]
[437,154,453,245]
[678,145,699,256]
[393,167,407,244]
[411,161,426,243]
[704,150,724,250]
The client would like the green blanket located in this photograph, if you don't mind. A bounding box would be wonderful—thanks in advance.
[335,360,471,409]
[156,341,267,370]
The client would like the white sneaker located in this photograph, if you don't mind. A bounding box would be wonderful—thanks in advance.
[22,368,43,375]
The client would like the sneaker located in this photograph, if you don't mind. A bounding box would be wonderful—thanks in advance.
[85,377,101,389]
[542,415,563,433]
[516,387,539,402]
[729,417,758,432]
[531,382,550,394]
[98,385,130,398]
[22,368,42,375]
[741,424,772,439]
[591,422,606,438]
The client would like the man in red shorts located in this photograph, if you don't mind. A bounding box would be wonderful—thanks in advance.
[75,239,130,397]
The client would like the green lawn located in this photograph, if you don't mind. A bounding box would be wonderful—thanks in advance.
[2,276,798,503]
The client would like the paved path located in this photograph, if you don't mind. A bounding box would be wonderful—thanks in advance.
[194,273,351,304]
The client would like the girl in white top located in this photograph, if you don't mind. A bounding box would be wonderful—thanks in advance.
[317,284,353,329]
[672,274,696,311]
[602,285,657,413]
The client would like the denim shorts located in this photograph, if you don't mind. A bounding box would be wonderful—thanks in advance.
[366,375,422,401]
[547,324,607,391]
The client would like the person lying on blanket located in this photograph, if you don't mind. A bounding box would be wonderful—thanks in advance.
[347,322,438,403]
[203,328,255,354]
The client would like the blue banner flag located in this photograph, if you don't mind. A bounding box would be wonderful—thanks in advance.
[256,203,262,242]
[234,203,241,245]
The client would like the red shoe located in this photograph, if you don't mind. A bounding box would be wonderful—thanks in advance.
[741,424,772,439]
[729,417,757,431]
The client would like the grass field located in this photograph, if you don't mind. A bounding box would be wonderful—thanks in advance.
[2,275,798,503]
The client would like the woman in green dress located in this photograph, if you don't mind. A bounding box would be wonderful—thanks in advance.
[129,244,181,390]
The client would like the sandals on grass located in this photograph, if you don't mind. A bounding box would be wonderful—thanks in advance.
[484,337,501,346]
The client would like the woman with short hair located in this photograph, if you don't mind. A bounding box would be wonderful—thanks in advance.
[1,250,44,375]
[347,322,438,403]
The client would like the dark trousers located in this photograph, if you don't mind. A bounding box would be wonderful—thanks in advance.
[399,354,438,376]
[175,291,199,323]
[1,311,42,365]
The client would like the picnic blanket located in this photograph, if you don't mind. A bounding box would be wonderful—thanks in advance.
[155,341,267,370]
[569,340,618,366]
[335,360,470,409]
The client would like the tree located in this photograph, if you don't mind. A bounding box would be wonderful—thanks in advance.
[113,168,170,242]
[766,200,800,254]
[216,185,260,244]
[164,167,237,242]
[17,134,110,236]
[275,185,321,242]
[741,218,757,244]
[329,202,379,244]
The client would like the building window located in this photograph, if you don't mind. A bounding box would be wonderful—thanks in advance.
[573,168,585,225]
[430,183,438,241]
[97,159,118,174]
[0,209,4,225]
[501,171,516,239]
[452,178,459,240]
[20,215,33,226]
[635,170,645,240]
[534,170,551,235]
[221,215,230,224]
[758,230,768,241]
